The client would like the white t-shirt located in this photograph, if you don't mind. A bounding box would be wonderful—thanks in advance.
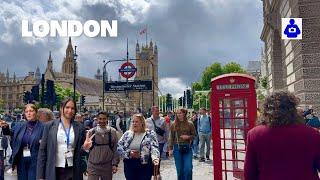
[56,123,75,167]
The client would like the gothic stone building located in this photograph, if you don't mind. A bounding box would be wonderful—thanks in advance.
[0,70,40,110]
[261,0,320,113]
[130,41,159,111]
[44,38,134,112]
[45,38,159,113]
[1,38,159,113]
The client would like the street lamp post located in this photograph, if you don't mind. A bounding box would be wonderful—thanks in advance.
[73,46,78,101]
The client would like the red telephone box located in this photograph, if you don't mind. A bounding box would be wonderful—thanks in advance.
[211,73,257,180]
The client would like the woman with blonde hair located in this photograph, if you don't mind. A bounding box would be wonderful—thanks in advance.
[168,108,196,180]
[117,113,160,180]
[3,104,44,180]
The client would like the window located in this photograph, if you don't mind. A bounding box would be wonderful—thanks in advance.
[286,73,295,85]
[286,62,293,76]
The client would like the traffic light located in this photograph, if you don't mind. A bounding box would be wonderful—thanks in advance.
[178,97,183,106]
[183,91,186,107]
[23,91,31,104]
[186,89,192,109]
[166,93,172,111]
[80,95,86,106]
[31,85,39,101]
[45,80,55,105]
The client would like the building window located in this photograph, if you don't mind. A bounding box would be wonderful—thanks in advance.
[286,73,295,85]
[286,62,294,76]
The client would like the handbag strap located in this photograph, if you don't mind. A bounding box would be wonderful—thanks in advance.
[151,118,159,129]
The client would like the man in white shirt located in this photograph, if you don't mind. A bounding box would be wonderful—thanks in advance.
[146,106,167,157]
[146,106,167,179]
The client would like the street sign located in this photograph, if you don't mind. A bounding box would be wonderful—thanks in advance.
[119,62,137,79]
[105,80,152,92]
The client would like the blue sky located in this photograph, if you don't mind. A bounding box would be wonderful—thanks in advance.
[0,0,264,97]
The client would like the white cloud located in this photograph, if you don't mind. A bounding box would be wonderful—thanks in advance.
[159,77,188,98]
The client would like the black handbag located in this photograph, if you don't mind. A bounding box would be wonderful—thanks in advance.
[176,132,191,154]
[178,144,190,154]
[152,119,165,136]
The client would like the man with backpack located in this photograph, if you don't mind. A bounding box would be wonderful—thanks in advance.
[198,107,212,162]
[83,111,120,180]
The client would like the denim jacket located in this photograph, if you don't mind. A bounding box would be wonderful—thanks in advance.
[117,129,160,164]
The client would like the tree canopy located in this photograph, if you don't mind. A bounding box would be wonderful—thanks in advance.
[192,62,246,91]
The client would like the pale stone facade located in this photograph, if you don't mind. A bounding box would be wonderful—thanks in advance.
[0,71,39,110]
[261,0,320,113]
[131,41,159,112]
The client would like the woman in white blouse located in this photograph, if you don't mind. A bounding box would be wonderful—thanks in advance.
[37,98,86,180]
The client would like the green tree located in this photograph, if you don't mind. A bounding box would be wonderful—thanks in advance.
[192,91,210,111]
[257,90,266,101]
[223,62,247,74]
[201,62,223,90]
[199,62,246,90]
[55,83,80,109]
[260,76,268,89]
[191,61,246,107]
[191,82,202,91]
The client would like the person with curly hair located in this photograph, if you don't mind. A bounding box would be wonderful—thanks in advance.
[244,91,320,180]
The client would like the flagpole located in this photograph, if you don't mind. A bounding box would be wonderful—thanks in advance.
[146,25,148,45]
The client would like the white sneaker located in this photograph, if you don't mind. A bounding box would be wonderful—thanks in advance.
[6,168,12,174]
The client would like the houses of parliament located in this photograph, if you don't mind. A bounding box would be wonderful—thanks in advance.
[0,38,159,113]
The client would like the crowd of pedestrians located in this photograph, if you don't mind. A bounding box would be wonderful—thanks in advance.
[0,91,320,179]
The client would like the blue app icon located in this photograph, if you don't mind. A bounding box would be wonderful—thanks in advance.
[284,19,301,38]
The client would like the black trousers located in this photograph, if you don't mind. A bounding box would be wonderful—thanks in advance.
[56,167,73,180]
[123,158,153,180]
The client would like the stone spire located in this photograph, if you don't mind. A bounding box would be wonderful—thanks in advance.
[62,37,76,75]
[35,66,41,84]
[13,72,16,82]
[47,51,53,71]
[136,40,140,53]
[154,43,158,55]
[6,69,9,82]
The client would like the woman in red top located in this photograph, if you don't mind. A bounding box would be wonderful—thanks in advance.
[244,91,320,180]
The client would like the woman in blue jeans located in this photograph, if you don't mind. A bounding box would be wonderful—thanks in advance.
[168,108,196,180]
[117,113,160,180]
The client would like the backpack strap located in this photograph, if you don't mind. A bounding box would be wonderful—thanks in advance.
[108,130,113,149]
[89,129,114,152]
[89,129,96,152]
